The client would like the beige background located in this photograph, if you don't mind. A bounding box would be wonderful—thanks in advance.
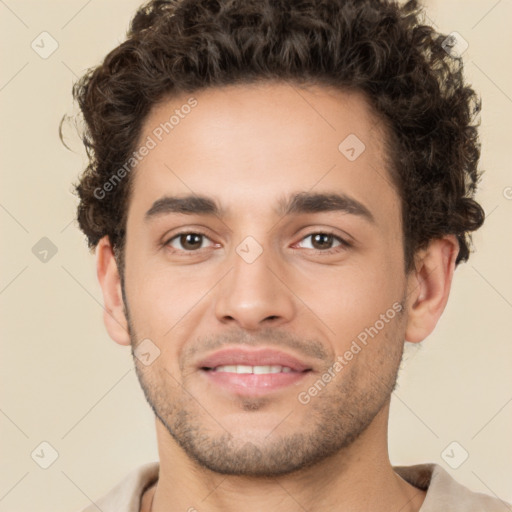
[1,1,511,510]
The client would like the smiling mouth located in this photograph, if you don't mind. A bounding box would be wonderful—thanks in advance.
[202,365,309,374]
[196,347,315,394]
[199,365,312,395]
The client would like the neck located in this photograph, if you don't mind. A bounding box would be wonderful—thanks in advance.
[141,404,425,512]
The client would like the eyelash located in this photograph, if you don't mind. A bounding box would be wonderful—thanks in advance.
[163,230,352,255]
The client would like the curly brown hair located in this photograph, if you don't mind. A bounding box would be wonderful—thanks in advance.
[64,0,485,274]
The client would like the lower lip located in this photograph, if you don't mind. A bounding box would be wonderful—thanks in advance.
[201,369,310,396]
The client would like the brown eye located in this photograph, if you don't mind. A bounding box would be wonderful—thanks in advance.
[311,233,335,250]
[297,232,350,253]
[166,232,212,252]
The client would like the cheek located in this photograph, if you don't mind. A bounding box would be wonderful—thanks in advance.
[296,254,405,343]
[125,262,211,338]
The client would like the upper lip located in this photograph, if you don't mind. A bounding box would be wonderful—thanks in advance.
[197,347,313,372]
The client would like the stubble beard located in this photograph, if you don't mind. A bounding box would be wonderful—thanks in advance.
[130,327,404,477]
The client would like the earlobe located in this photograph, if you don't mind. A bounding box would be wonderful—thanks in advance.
[404,235,459,343]
[96,236,131,346]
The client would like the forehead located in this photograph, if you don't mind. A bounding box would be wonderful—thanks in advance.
[128,82,399,231]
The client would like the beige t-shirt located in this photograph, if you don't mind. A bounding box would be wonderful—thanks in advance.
[77,461,508,511]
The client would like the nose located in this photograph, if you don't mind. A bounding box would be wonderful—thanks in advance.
[214,241,296,330]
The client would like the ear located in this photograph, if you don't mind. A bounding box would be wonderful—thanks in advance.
[95,235,131,346]
[404,235,460,343]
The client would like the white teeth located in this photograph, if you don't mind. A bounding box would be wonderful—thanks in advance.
[253,365,271,374]
[218,365,237,373]
[213,365,294,374]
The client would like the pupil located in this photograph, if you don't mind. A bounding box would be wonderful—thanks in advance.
[183,233,201,249]
[314,233,331,249]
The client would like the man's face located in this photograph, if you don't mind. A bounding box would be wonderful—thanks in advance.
[122,82,410,476]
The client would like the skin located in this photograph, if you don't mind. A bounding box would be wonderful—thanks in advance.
[96,82,459,512]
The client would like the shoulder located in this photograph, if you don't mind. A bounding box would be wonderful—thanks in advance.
[394,463,510,512]
[75,461,159,512]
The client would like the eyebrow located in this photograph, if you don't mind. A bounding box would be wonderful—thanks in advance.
[144,191,375,224]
